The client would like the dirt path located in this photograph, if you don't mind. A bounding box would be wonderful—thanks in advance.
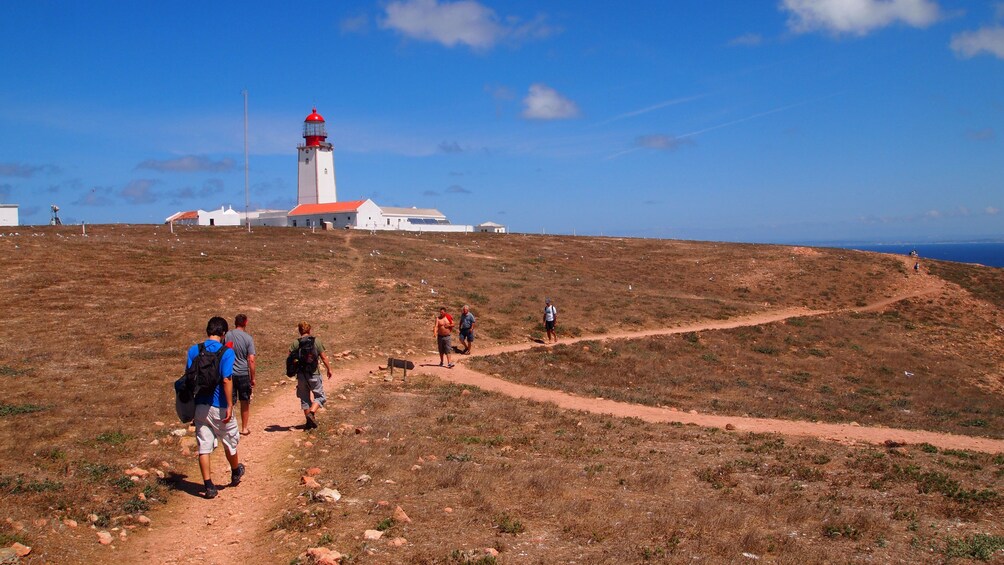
[129,260,994,563]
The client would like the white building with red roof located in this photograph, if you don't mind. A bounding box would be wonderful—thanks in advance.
[169,107,479,233]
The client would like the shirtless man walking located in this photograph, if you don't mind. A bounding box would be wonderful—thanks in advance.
[434,307,455,368]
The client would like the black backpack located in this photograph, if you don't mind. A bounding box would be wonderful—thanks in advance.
[184,343,227,396]
[296,336,319,376]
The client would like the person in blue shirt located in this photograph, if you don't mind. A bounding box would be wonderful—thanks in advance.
[188,316,245,499]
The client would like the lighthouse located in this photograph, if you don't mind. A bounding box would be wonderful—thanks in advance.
[297,107,337,206]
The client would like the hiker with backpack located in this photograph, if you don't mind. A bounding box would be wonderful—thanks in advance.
[186,316,245,499]
[289,322,332,430]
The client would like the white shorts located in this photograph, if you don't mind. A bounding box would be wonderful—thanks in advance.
[194,404,239,456]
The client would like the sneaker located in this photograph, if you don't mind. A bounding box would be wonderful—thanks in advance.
[204,484,218,499]
[230,463,246,486]
[447,363,455,368]
[305,412,318,429]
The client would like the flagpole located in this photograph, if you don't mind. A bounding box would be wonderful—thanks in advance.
[243,89,251,233]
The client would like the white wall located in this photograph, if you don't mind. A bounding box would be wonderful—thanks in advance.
[297,146,337,205]
[199,207,241,226]
[0,206,18,226]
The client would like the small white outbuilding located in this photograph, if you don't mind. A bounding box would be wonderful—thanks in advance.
[0,204,18,226]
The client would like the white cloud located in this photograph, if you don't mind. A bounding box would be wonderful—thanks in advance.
[987,206,1000,215]
[781,0,941,35]
[380,0,554,49]
[951,26,1004,59]
[521,84,580,120]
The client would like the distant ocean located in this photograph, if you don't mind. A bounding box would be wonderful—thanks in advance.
[829,243,1004,268]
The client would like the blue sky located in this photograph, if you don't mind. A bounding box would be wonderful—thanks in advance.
[1,0,1001,243]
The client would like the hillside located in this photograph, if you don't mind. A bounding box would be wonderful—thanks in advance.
[0,225,1002,564]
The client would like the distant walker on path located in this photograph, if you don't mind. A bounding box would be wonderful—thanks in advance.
[543,298,558,344]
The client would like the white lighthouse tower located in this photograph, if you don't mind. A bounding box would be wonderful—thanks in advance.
[297,107,337,206]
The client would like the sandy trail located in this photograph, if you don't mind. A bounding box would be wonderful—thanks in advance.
[129,260,999,563]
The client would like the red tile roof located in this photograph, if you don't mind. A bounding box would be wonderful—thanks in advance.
[288,200,366,216]
[166,210,199,222]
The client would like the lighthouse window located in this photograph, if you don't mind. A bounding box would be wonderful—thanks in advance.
[324,168,328,174]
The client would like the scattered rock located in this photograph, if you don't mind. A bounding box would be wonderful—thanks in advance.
[688,409,698,415]
[11,543,31,557]
[63,519,78,528]
[301,476,321,489]
[137,516,151,525]
[306,467,322,477]
[154,421,165,427]
[32,519,46,528]
[125,467,149,478]
[849,422,860,427]
[363,529,383,540]
[304,441,314,448]
[460,389,471,397]
[410,465,422,472]
[187,425,196,433]
[170,428,187,437]
[356,474,371,484]
[302,547,343,565]
[388,537,408,547]
[315,488,341,503]
[88,514,99,523]
[484,548,499,557]
[97,531,113,545]
[444,507,453,513]
[725,423,736,431]
[149,439,160,446]
[393,506,411,524]
[0,548,18,564]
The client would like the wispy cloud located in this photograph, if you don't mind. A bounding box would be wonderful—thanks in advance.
[438,141,464,153]
[781,0,941,36]
[0,162,61,178]
[380,0,556,50]
[966,128,996,141]
[137,155,235,173]
[595,94,706,126]
[951,26,1004,59]
[74,187,115,207]
[423,190,440,196]
[446,184,471,194]
[634,134,694,151]
[340,14,369,34]
[987,206,1000,215]
[728,33,764,46]
[522,84,580,120]
[120,179,160,205]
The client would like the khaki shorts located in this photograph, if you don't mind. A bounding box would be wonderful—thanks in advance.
[296,373,326,411]
[195,404,239,455]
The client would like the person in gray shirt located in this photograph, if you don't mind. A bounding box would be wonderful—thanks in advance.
[458,305,476,355]
[228,314,257,436]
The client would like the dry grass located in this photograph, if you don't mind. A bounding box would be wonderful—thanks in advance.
[470,302,1004,437]
[280,377,1004,563]
[0,224,1001,562]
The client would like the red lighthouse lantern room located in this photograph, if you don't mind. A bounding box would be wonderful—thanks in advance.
[303,107,327,147]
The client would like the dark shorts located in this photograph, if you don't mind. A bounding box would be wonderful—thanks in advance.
[437,335,452,355]
[460,328,474,342]
[232,373,252,402]
[545,321,555,331]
